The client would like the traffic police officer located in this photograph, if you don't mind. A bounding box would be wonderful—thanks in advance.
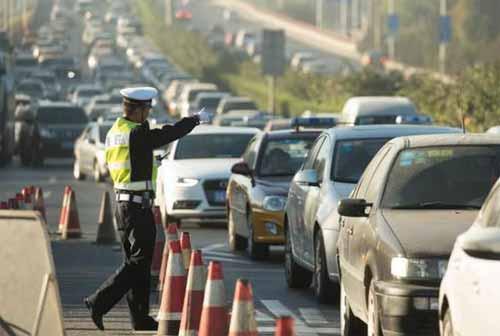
[84,87,207,331]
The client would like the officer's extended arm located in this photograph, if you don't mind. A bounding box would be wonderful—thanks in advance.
[149,116,199,149]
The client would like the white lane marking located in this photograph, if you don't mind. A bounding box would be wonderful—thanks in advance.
[201,243,226,252]
[260,300,318,336]
[299,308,329,325]
[204,250,241,258]
[204,256,254,265]
[255,309,274,322]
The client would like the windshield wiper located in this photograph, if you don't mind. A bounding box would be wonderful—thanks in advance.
[390,201,481,210]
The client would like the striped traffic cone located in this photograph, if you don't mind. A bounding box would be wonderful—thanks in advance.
[180,232,192,270]
[157,240,187,336]
[151,206,165,284]
[198,261,228,336]
[16,193,25,210]
[33,187,46,222]
[61,188,81,239]
[158,223,179,291]
[179,250,206,336]
[228,279,258,336]
[275,316,295,336]
[58,186,71,233]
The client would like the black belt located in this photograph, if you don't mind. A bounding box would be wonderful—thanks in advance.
[115,190,154,208]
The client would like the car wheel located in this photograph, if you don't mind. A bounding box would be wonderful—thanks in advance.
[247,210,269,260]
[93,161,103,182]
[228,207,247,251]
[368,280,382,336]
[73,159,85,180]
[313,230,339,303]
[442,309,454,336]
[284,223,312,288]
[340,279,366,336]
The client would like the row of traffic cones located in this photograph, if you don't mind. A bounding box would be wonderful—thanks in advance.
[0,185,46,221]
[155,237,296,336]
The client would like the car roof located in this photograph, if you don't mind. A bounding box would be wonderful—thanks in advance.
[323,125,461,140]
[264,129,322,139]
[395,133,500,149]
[189,125,260,135]
[37,100,80,108]
[222,96,253,103]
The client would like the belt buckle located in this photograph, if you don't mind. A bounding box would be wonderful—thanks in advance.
[142,192,151,208]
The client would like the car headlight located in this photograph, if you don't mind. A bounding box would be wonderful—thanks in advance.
[176,177,199,187]
[40,128,56,139]
[263,196,287,212]
[391,257,448,280]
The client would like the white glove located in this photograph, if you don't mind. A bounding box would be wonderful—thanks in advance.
[195,108,211,124]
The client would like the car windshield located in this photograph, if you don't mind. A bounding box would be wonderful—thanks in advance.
[188,89,214,102]
[37,107,88,124]
[198,97,223,109]
[175,133,254,160]
[99,125,112,143]
[259,137,316,176]
[332,139,388,183]
[224,101,257,112]
[382,146,500,210]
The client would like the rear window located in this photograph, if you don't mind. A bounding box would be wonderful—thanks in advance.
[198,97,223,109]
[188,89,214,102]
[37,106,88,124]
[175,133,254,160]
[223,101,257,113]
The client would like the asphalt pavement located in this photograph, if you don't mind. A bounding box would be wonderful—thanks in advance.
[0,159,340,335]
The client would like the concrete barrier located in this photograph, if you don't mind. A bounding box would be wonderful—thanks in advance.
[0,210,65,336]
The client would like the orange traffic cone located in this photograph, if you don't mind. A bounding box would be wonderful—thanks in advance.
[61,188,81,239]
[180,232,192,270]
[33,187,46,222]
[275,316,295,336]
[95,191,116,244]
[157,240,187,336]
[179,250,206,336]
[58,186,71,233]
[151,206,165,282]
[228,279,258,336]
[198,261,228,336]
[158,223,179,291]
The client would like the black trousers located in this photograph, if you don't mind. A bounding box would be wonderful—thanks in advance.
[88,201,156,327]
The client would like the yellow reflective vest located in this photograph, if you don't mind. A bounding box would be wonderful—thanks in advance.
[105,117,157,191]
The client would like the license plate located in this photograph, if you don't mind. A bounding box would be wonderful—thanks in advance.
[214,191,226,203]
[62,142,74,149]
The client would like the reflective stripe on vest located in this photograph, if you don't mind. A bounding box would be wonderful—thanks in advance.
[105,117,155,191]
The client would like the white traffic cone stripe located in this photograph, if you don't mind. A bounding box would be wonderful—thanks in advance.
[202,280,225,307]
[186,265,206,291]
[157,311,182,320]
[178,331,196,336]
[168,254,186,277]
[229,301,257,332]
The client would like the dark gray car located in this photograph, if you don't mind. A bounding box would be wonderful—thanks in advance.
[337,134,500,336]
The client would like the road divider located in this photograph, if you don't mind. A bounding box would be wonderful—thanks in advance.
[0,210,65,335]
[198,261,228,336]
[229,279,258,336]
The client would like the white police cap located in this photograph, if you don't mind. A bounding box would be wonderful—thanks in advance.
[120,87,158,103]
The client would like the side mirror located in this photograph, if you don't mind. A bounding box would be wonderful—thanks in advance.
[459,227,500,260]
[338,199,371,217]
[231,161,252,176]
[295,169,319,187]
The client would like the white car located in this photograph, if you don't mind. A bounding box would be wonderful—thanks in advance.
[156,126,259,225]
[439,178,500,336]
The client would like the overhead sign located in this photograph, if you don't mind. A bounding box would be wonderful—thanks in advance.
[440,15,452,43]
[261,29,286,76]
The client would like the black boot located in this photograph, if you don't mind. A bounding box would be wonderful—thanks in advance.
[133,316,158,331]
[84,298,105,330]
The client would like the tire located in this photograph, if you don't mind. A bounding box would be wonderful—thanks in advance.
[93,161,103,182]
[340,280,366,336]
[313,230,340,303]
[247,210,269,260]
[442,309,454,336]
[368,280,382,336]
[284,222,312,288]
[228,207,247,251]
[73,159,85,180]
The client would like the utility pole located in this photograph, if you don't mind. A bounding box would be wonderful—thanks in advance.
[387,0,396,59]
[165,0,174,26]
[341,0,352,36]
[316,0,324,29]
[439,0,449,74]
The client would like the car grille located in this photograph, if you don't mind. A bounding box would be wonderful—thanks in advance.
[203,179,228,206]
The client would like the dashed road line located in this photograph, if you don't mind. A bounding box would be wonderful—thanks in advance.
[299,307,329,325]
